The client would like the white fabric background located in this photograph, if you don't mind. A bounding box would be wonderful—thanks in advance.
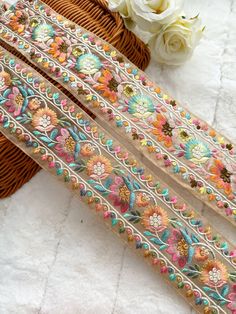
[0,0,236,313]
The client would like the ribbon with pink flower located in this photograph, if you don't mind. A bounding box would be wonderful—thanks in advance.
[0,41,236,313]
[0,0,235,227]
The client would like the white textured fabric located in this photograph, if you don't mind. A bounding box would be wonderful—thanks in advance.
[0,0,235,313]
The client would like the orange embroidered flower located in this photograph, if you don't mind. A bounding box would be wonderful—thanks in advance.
[200,260,228,288]
[32,108,58,132]
[96,70,121,103]
[48,37,72,63]
[28,98,41,110]
[209,160,232,195]
[80,143,94,157]
[0,71,11,91]
[194,246,210,262]
[142,205,168,232]
[9,11,28,34]
[136,192,150,207]
[152,114,174,148]
[87,155,112,180]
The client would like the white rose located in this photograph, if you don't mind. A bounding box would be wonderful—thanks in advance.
[128,0,184,33]
[149,16,203,65]
[108,0,130,18]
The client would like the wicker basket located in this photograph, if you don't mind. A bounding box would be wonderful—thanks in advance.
[0,0,150,198]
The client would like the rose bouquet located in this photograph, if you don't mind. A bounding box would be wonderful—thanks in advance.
[109,0,204,65]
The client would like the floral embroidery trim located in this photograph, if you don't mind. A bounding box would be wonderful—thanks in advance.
[0,1,236,225]
[0,46,236,314]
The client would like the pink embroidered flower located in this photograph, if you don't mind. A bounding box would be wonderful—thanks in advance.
[5,86,27,117]
[0,71,11,91]
[95,70,121,103]
[32,108,58,132]
[109,176,130,213]
[142,205,168,232]
[200,260,228,288]
[209,160,233,195]
[55,128,77,162]
[166,229,190,268]
[87,155,112,180]
[227,285,236,313]
[48,36,72,63]
[152,114,174,148]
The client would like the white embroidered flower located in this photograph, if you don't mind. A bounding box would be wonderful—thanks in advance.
[208,268,222,285]
[93,162,106,177]
[149,212,162,228]
[39,114,52,128]
[149,16,203,65]
[127,0,184,33]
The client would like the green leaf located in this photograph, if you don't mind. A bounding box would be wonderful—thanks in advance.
[50,128,58,140]
[119,227,125,233]
[74,166,85,172]
[78,132,87,140]
[122,176,133,191]
[180,229,192,244]
[129,192,135,210]
[87,179,97,184]
[220,242,228,251]
[182,268,190,273]
[27,88,35,96]
[133,180,141,190]
[39,136,52,143]
[104,177,112,188]
[221,285,229,297]
[171,220,182,228]
[229,272,236,282]
[33,130,42,136]
[26,111,32,118]
[191,234,200,243]
[123,213,131,219]
[161,188,169,196]
[128,216,140,223]
[220,300,228,306]
[3,88,11,98]
[3,120,9,128]
[129,210,140,216]
[48,142,55,148]
[187,246,195,263]
[106,139,113,147]
[56,168,63,176]
[94,185,107,193]
[112,218,118,226]
[209,292,222,301]
[143,231,153,237]
[69,163,78,167]
[194,264,200,271]
[150,237,163,246]
[160,245,168,250]
[161,229,170,242]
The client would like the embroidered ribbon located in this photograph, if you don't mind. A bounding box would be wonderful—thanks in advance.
[0,0,235,225]
[0,44,236,314]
